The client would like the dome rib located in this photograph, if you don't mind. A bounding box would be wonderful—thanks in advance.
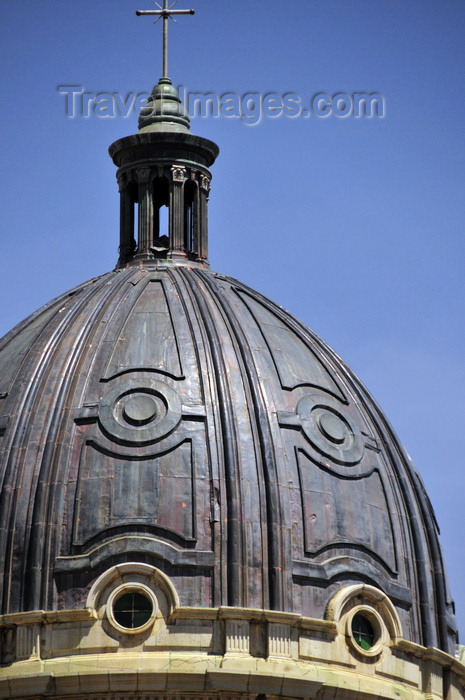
[177,267,243,607]
[194,267,285,612]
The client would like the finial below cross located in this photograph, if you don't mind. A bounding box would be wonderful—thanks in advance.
[136,1,195,79]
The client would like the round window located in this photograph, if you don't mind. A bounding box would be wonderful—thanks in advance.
[107,585,157,634]
[351,613,375,650]
[346,606,384,657]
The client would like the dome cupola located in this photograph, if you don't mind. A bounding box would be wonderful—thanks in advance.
[111,1,218,267]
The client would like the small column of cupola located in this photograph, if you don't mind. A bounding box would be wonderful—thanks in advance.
[171,166,187,253]
[137,168,153,254]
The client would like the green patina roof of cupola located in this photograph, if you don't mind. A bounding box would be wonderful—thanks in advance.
[138,77,190,133]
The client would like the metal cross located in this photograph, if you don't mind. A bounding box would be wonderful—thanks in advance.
[136,1,195,79]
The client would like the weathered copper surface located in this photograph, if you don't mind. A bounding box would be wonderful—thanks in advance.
[0,262,457,652]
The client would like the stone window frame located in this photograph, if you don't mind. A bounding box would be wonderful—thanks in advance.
[86,562,179,639]
[326,583,403,660]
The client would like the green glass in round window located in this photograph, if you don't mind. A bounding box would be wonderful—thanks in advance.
[351,613,375,650]
[113,591,153,629]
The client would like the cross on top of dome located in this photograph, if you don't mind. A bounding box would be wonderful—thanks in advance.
[136,1,195,79]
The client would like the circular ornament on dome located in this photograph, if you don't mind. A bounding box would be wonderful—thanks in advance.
[99,377,181,445]
[296,393,364,465]
[123,394,158,426]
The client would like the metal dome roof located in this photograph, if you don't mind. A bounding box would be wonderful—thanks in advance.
[0,262,457,652]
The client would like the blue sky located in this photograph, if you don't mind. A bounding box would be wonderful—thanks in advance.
[1,1,464,637]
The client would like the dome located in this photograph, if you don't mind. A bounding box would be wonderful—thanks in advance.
[0,261,457,652]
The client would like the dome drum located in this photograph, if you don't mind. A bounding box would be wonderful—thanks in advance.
[1,570,463,700]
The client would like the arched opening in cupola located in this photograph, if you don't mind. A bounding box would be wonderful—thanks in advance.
[184,179,198,255]
[152,177,170,251]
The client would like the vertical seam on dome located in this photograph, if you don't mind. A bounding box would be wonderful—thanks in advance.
[178,268,243,608]
[411,468,450,650]
[164,268,222,605]
[197,270,286,612]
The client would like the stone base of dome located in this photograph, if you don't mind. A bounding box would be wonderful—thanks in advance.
[1,603,464,700]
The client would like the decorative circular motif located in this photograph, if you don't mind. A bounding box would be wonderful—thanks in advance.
[122,394,158,426]
[317,411,347,444]
[296,393,364,465]
[99,376,182,445]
